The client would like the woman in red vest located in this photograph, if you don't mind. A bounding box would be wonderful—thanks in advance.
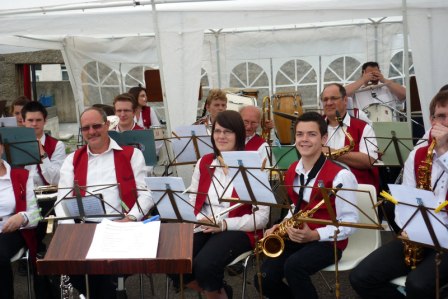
[128,85,161,129]
[0,139,39,299]
[177,110,269,299]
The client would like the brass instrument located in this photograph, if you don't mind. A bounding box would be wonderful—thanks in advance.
[402,139,436,268]
[324,111,355,159]
[255,199,325,258]
[261,96,272,144]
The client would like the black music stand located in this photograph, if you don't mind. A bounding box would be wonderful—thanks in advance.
[108,130,157,166]
[0,127,41,167]
[387,184,448,299]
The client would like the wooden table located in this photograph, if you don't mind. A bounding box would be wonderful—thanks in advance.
[37,223,193,275]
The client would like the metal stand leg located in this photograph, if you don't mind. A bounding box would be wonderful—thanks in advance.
[139,274,144,299]
[116,276,127,299]
[165,276,170,299]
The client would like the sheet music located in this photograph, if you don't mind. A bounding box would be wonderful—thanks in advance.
[145,177,197,222]
[61,195,106,218]
[86,219,160,259]
[172,125,213,163]
[389,184,448,248]
[221,151,277,205]
[0,117,17,127]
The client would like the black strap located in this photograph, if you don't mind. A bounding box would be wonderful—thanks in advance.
[294,154,326,214]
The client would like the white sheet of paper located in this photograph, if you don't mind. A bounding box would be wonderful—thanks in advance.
[145,177,197,222]
[172,125,213,163]
[220,151,277,205]
[389,184,448,248]
[0,117,17,127]
[85,219,160,259]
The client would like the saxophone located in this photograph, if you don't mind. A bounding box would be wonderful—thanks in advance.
[255,199,325,258]
[324,111,355,159]
[402,139,436,269]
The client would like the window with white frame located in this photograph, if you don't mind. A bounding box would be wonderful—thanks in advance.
[229,62,270,106]
[388,51,415,86]
[81,61,120,106]
[124,66,154,92]
[323,56,362,88]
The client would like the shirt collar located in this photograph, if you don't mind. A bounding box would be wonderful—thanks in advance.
[40,133,47,145]
[87,137,122,156]
[245,134,256,144]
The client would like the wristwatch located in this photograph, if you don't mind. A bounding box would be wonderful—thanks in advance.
[40,152,48,159]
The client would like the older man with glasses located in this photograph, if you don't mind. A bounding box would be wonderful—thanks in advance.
[321,83,379,190]
[55,107,154,298]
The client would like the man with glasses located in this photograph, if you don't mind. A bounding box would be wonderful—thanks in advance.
[111,93,143,132]
[55,107,153,298]
[321,83,379,189]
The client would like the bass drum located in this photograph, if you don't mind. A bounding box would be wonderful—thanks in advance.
[363,103,395,122]
[272,92,303,144]
[226,93,257,111]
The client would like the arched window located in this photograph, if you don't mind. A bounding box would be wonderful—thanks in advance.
[275,59,318,107]
[124,66,154,92]
[229,62,269,106]
[81,61,120,106]
[388,51,415,86]
[323,56,362,87]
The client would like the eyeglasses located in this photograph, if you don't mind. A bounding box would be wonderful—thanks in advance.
[80,123,105,132]
[213,129,234,136]
[432,114,448,122]
[321,96,342,104]
[115,109,133,114]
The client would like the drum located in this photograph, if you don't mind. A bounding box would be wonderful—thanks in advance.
[150,125,166,140]
[363,103,395,122]
[226,93,257,112]
[272,92,303,145]
[241,88,259,101]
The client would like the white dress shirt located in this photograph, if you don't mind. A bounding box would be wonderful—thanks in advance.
[56,138,153,223]
[326,112,378,161]
[26,134,66,186]
[189,157,269,232]
[134,106,161,128]
[285,159,359,242]
[245,134,274,168]
[0,161,39,231]
[353,84,401,111]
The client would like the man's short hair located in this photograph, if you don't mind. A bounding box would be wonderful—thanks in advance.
[206,89,227,106]
[362,62,380,72]
[321,83,347,100]
[429,91,448,117]
[10,96,30,114]
[239,105,262,121]
[80,107,108,123]
[113,93,138,111]
[21,101,48,120]
[295,111,328,137]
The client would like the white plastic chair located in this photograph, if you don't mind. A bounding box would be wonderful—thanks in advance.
[10,247,32,299]
[320,184,382,291]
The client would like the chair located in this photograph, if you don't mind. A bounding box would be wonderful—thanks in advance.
[10,247,32,299]
[320,184,382,292]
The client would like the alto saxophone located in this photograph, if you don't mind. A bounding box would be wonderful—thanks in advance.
[255,199,325,258]
[402,139,436,269]
[324,111,355,159]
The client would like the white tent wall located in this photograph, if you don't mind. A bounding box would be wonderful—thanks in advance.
[408,8,448,129]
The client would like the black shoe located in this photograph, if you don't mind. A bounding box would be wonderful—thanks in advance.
[223,281,233,299]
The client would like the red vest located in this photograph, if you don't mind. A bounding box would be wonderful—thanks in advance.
[38,134,59,185]
[73,145,137,212]
[141,106,152,129]
[195,153,262,247]
[284,159,349,250]
[11,168,38,261]
[345,117,379,190]
[133,124,144,130]
[245,134,265,151]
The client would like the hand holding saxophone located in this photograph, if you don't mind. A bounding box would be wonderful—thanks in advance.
[431,123,448,155]
[286,223,320,243]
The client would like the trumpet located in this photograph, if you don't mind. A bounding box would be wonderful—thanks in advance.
[261,96,272,144]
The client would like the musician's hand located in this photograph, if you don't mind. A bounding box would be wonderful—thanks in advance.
[196,217,221,234]
[2,214,24,233]
[361,71,372,85]
[286,223,320,243]
[432,124,448,155]
[115,215,136,222]
[371,70,385,83]
[37,139,46,156]
[264,224,279,237]
[263,119,274,130]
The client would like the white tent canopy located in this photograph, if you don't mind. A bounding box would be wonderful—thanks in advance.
[0,0,447,131]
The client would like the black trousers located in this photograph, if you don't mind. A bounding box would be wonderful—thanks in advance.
[69,274,119,299]
[255,240,341,299]
[350,239,448,299]
[171,231,251,292]
[0,230,26,299]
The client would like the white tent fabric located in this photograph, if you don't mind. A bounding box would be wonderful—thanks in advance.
[0,0,447,130]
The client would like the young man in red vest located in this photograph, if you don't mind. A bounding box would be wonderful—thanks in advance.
[111,93,143,132]
[255,112,358,299]
[55,107,154,298]
[321,83,379,190]
[350,90,448,299]
[22,101,66,187]
[194,89,228,127]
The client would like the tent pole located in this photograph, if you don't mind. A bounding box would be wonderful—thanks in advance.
[211,29,223,88]
[61,43,81,128]
[150,0,171,134]
[402,0,412,129]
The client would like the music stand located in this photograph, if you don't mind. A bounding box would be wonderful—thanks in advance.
[388,184,448,299]
[216,151,288,299]
[294,183,382,299]
[271,145,300,171]
[0,127,41,167]
[108,130,157,166]
[0,116,18,127]
[168,125,213,166]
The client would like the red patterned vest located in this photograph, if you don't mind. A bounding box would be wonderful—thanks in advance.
[37,134,59,185]
[141,106,152,129]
